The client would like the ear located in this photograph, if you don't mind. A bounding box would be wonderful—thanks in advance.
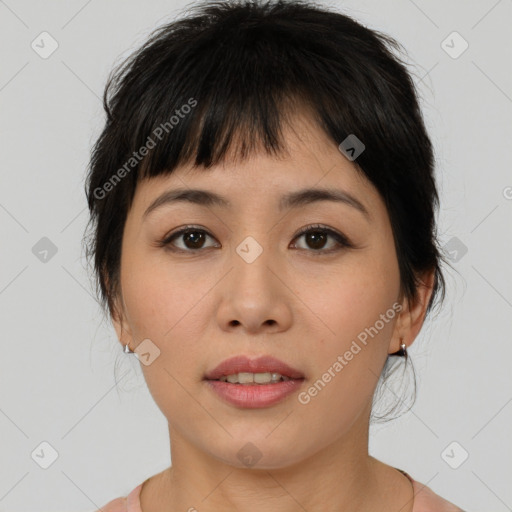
[389,268,436,354]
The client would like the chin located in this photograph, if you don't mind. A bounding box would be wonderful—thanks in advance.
[208,436,313,471]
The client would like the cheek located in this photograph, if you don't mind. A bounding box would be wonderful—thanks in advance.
[307,250,400,341]
[294,275,400,440]
[120,252,211,415]
[121,247,208,341]
[300,248,400,392]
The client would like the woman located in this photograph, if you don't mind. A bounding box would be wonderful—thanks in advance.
[85,0,465,510]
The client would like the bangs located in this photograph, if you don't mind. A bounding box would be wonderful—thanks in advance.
[138,87,313,179]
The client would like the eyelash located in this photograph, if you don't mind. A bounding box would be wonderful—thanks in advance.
[158,224,353,255]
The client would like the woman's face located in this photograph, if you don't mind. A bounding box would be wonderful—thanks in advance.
[113,114,429,469]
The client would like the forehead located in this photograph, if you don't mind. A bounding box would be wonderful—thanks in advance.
[130,112,380,219]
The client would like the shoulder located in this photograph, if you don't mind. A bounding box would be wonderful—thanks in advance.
[95,496,127,512]
[411,479,465,512]
[95,482,144,512]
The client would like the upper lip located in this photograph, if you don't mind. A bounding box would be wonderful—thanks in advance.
[204,355,305,380]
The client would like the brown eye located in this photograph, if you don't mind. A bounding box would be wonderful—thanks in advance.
[159,224,351,255]
[161,227,218,252]
[291,224,352,253]
[301,230,329,250]
[179,230,208,249]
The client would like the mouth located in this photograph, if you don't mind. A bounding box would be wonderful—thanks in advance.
[208,373,305,384]
[203,355,306,408]
[203,354,305,383]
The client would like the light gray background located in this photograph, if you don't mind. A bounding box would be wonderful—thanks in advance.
[0,0,511,510]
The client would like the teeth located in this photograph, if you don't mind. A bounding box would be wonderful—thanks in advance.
[219,372,291,384]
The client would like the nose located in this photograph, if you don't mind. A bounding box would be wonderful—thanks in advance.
[215,244,293,335]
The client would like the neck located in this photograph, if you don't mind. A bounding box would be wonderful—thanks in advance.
[142,408,409,512]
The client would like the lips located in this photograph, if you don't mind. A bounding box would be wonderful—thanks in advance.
[204,355,305,380]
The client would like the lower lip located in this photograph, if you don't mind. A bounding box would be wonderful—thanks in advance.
[205,378,305,408]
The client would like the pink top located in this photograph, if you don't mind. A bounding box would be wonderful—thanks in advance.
[98,469,464,511]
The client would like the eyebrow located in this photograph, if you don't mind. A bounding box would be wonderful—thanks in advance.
[143,187,370,220]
